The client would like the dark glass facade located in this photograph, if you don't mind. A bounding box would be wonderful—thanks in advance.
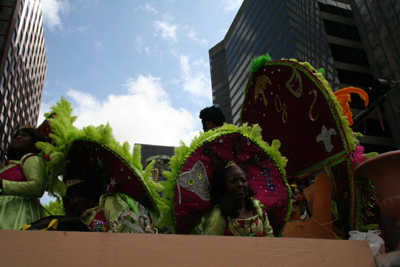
[350,0,400,150]
[210,41,231,120]
[209,0,338,124]
[352,0,399,82]
[210,0,398,153]
[0,0,47,161]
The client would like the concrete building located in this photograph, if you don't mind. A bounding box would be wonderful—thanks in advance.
[0,0,47,160]
[136,143,175,169]
[209,0,399,154]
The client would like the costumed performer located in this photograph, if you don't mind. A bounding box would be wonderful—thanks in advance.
[0,127,48,230]
[37,97,161,233]
[62,139,147,233]
[159,123,290,236]
[199,162,273,236]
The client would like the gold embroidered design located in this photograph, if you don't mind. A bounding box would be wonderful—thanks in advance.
[275,95,288,124]
[254,75,271,106]
[309,89,319,121]
[286,69,302,98]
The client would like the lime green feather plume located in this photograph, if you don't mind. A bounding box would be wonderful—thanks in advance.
[36,97,157,214]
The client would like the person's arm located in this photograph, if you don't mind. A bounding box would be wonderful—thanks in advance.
[253,199,274,237]
[262,215,274,237]
[2,155,47,198]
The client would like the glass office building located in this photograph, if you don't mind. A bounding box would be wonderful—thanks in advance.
[210,0,398,153]
[210,0,339,125]
[0,0,47,161]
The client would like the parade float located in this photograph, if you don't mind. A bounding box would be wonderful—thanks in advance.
[2,54,396,265]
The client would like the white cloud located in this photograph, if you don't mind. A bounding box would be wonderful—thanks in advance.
[93,40,103,50]
[154,18,178,42]
[135,36,151,54]
[179,55,211,101]
[222,0,243,11]
[43,75,199,147]
[78,25,89,32]
[184,26,208,45]
[41,0,70,30]
[136,3,158,14]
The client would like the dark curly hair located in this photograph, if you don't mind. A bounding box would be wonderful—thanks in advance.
[209,165,255,218]
[199,106,225,127]
[6,128,45,160]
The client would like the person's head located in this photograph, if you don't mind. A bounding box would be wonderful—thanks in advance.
[209,163,254,204]
[209,163,255,217]
[63,149,109,217]
[66,179,103,216]
[199,106,225,131]
[7,127,45,160]
[294,189,305,202]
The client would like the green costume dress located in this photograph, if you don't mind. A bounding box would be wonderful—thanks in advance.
[0,153,47,230]
[197,199,274,237]
[80,193,139,233]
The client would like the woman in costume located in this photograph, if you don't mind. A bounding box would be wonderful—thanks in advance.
[37,98,161,233]
[200,162,274,236]
[158,123,290,236]
[0,127,48,229]
[61,139,152,233]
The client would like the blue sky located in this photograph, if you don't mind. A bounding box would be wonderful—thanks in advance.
[39,0,242,204]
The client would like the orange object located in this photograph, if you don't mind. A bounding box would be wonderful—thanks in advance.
[283,173,335,239]
[334,87,369,125]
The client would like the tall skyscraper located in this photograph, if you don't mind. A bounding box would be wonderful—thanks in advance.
[210,0,340,125]
[210,0,399,153]
[0,0,47,161]
[350,0,400,149]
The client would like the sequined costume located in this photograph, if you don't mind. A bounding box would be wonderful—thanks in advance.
[0,153,47,230]
[80,193,139,233]
[197,199,274,237]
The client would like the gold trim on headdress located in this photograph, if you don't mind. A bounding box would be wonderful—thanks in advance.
[225,160,237,169]
[65,179,86,188]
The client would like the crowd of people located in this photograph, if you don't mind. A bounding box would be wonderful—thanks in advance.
[0,104,280,237]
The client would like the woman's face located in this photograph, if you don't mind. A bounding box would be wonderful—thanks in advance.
[12,130,35,156]
[224,166,248,201]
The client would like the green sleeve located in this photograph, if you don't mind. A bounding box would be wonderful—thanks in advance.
[2,154,47,198]
[102,194,139,233]
[200,206,227,236]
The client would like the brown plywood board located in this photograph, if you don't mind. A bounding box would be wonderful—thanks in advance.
[0,230,375,266]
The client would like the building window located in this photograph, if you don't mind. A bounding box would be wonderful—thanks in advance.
[5,59,9,74]
[8,45,13,58]
[0,20,8,30]
[1,75,5,92]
